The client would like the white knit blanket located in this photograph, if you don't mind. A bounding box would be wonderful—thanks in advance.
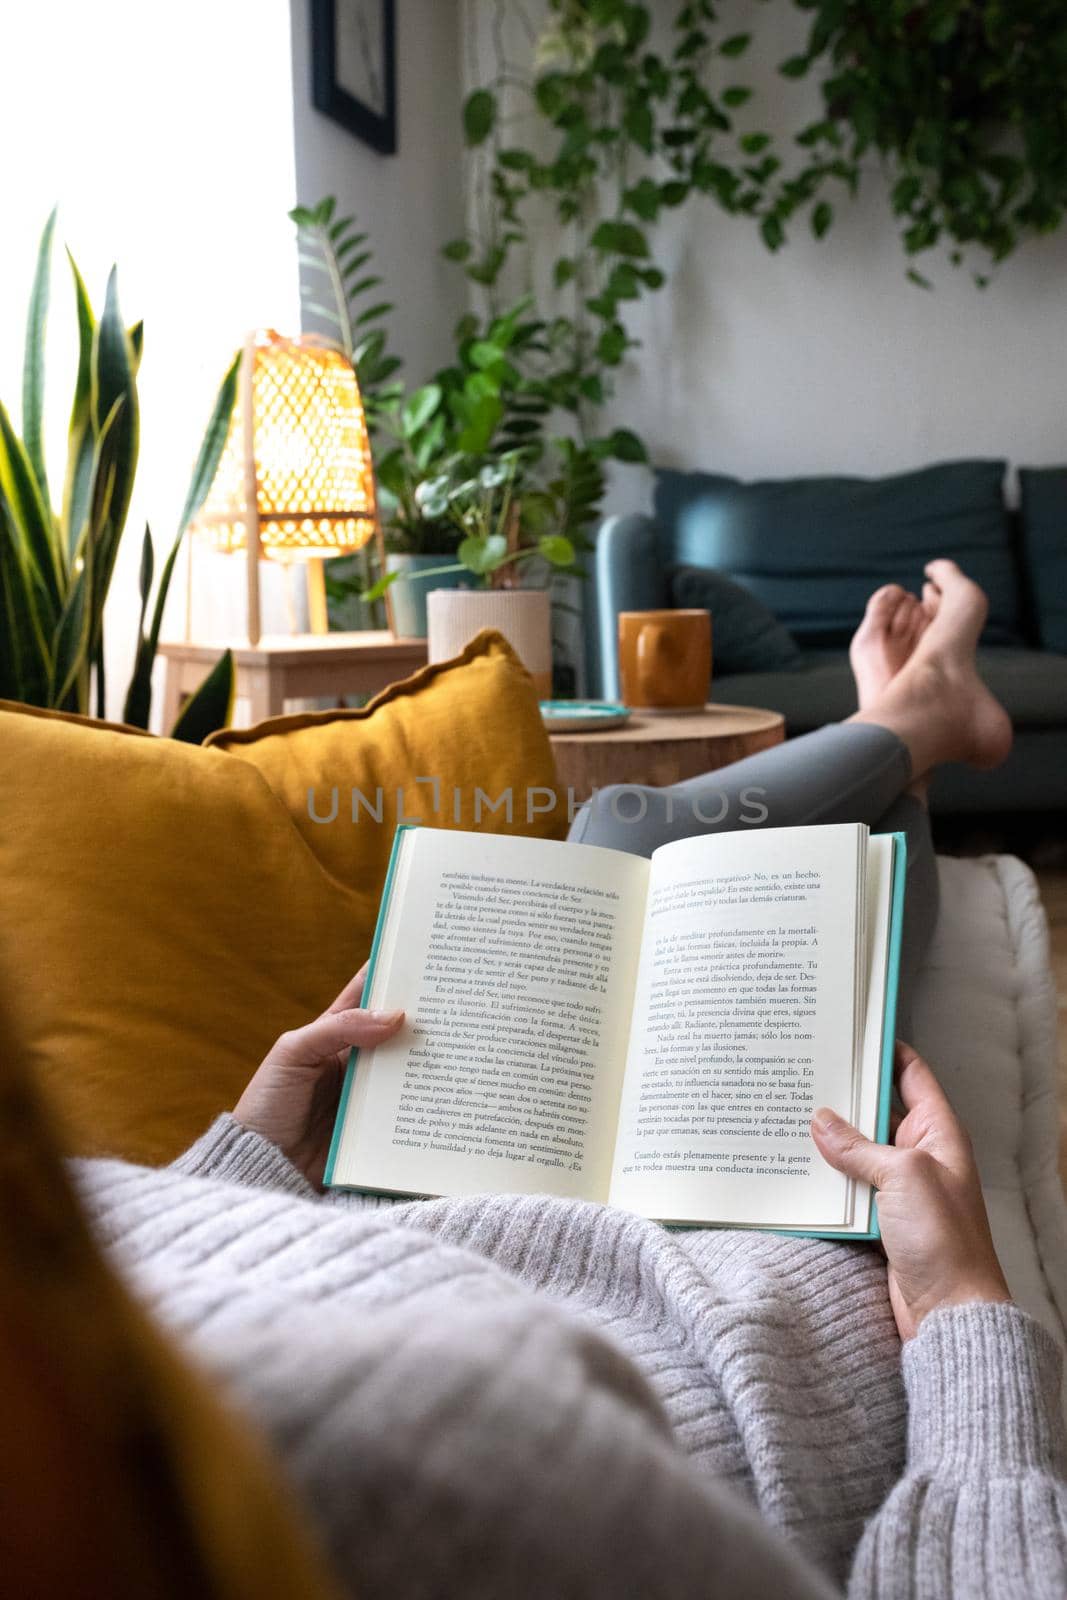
[912,856,1067,1375]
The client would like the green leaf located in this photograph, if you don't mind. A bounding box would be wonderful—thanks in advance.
[591,220,649,257]
[720,33,751,57]
[170,649,235,743]
[0,491,52,704]
[455,394,503,454]
[458,533,507,575]
[175,350,240,537]
[50,531,93,709]
[22,208,56,510]
[597,325,628,365]
[469,340,505,370]
[538,533,575,567]
[90,268,139,582]
[779,56,809,78]
[354,302,394,329]
[401,383,442,436]
[906,267,933,290]
[127,320,144,375]
[137,522,154,637]
[62,251,97,555]
[442,238,472,262]
[463,89,497,146]
[0,399,61,615]
[624,101,654,152]
[553,257,576,288]
[359,568,401,604]
[608,427,648,463]
[534,73,569,119]
[739,132,771,155]
[123,350,240,730]
[624,178,661,221]
[722,86,752,107]
[812,201,834,238]
[760,213,785,250]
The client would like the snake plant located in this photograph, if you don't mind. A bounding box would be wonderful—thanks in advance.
[0,210,239,739]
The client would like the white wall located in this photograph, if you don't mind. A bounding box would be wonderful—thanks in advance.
[289,0,467,383]
[612,181,1067,494]
[0,0,302,725]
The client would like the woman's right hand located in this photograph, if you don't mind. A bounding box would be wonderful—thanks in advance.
[811,1041,1012,1341]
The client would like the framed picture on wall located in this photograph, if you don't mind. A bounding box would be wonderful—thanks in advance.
[310,0,397,155]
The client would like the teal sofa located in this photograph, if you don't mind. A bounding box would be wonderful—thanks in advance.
[589,460,1067,814]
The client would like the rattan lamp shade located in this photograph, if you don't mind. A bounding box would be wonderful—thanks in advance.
[192,330,380,643]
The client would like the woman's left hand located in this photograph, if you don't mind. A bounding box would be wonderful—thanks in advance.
[234,965,405,1188]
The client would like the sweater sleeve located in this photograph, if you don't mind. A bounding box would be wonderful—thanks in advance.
[169,1113,317,1198]
[849,1302,1067,1599]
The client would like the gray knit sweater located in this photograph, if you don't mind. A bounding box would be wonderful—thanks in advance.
[74,1116,1067,1600]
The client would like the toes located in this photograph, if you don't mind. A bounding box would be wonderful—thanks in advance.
[924,557,963,586]
[922,580,940,611]
[864,584,905,628]
[890,594,917,637]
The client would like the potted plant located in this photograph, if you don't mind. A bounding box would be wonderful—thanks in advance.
[379,449,576,694]
[0,211,239,739]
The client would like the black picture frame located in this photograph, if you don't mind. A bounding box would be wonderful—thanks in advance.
[310,0,397,156]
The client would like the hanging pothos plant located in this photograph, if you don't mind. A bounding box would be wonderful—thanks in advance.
[450,0,1067,477]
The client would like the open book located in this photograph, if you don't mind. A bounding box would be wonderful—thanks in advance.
[325,821,906,1237]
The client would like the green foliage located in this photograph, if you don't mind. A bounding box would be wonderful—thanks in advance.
[169,648,235,744]
[792,0,1067,266]
[289,197,403,425]
[0,213,238,739]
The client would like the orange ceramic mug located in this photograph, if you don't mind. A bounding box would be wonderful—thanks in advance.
[618,609,712,713]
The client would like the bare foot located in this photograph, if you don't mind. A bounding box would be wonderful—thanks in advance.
[855,560,1013,774]
[849,584,930,708]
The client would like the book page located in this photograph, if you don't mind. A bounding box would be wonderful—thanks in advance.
[609,824,865,1228]
[330,828,650,1202]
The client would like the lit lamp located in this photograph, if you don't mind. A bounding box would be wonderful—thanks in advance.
[191,329,381,644]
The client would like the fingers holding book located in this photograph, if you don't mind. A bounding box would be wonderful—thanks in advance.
[812,1041,1012,1341]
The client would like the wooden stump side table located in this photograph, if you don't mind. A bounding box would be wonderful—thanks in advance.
[549,703,786,801]
[159,632,429,727]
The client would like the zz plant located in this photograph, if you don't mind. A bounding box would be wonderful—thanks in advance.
[0,212,239,738]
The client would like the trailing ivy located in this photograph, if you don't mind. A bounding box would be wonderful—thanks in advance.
[450,0,1067,472]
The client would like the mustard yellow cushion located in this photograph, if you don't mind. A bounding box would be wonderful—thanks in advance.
[0,988,339,1600]
[0,630,562,1163]
[206,628,568,878]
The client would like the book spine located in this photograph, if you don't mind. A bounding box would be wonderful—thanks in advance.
[323,823,418,1188]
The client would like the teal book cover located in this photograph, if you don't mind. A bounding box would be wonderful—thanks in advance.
[324,823,418,1189]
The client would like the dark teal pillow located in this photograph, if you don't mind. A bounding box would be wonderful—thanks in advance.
[670,566,804,674]
[654,460,1022,647]
[1019,467,1067,652]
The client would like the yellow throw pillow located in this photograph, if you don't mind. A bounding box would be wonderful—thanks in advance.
[0,629,563,1163]
[207,629,568,885]
[0,988,340,1600]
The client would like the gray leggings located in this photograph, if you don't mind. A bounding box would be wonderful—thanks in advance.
[567,723,937,1039]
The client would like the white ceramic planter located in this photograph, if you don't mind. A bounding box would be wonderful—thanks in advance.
[427,588,552,696]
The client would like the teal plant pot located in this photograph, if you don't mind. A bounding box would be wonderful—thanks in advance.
[386,553,467,638]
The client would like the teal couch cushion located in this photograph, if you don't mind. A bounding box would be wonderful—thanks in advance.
[1019,467,1067,653]
[710,648,1067,732]
[654,460,1023,647]
[669,565,804,675]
